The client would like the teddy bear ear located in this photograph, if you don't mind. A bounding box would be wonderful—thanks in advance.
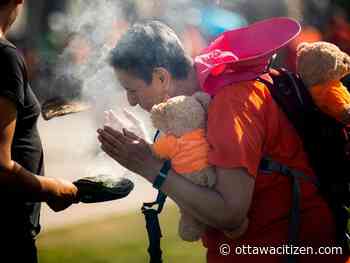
[150,102,168,129]
[342,52,350,68]
[296,42,310,53]
[337,51,350,77]
[192,92,211,111]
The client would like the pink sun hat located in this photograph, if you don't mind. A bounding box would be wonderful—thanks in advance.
[195,17,301,95]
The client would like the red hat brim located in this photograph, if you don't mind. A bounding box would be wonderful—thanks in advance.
[195,17,301,95]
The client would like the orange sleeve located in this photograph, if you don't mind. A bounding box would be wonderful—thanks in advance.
[310,81,350,121]
[152,135,178,159]
[207,82,266,177]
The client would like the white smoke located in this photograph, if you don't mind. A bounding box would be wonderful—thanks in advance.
[50,0,124,103]
[45,0,160,184]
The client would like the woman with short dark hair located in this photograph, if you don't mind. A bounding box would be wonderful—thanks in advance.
[99,20,348,263]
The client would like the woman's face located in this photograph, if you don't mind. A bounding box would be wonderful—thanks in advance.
[115,69,169,112]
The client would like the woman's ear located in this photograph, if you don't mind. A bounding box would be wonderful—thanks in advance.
[153,67,171,90]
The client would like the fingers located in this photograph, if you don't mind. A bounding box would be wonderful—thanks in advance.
[103,126,135,144]
[122,108,147,139]
[101,142,123,160]
[104,110,114,125]
[47,201,72,212]
[97,128,127,152]
[123,108,142,127]
[109,109,119,121]
[123,128,139,140]
[124,129,150,148]
[104,110,111,123]
[97,125,151,174]
[108,110,123,126]
[104,110,124,131]
[98,127,136,162]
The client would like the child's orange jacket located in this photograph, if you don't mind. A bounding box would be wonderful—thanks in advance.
[310,80,350,122]
[152,129,210,174]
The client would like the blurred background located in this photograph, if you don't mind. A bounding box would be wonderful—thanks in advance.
[9,0,350,262]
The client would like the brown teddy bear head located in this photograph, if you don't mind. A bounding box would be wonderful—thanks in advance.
[296,41,350,87]
[151,92,211,137]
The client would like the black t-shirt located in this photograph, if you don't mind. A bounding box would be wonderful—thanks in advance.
[0,39,44,238]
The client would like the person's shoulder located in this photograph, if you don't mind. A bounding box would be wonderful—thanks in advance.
[0,38,16,49]
[210,80,272,110]
[217,80,270,97]
[0,39,22,64]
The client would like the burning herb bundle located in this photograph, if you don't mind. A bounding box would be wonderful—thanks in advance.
[74,174,134,203]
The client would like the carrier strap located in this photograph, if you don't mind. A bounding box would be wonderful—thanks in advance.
[260,157,319,263]
[141,130,167,263]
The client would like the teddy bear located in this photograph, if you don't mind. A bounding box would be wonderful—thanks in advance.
[296,41,350,124]
[150,92,248,241]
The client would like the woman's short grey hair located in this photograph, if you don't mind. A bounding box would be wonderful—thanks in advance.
[109,20,192,84]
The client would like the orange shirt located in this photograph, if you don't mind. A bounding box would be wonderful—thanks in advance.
[203,80,347,263]
[152,129,210,174]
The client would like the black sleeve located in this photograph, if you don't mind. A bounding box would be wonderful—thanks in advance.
[0,46,25,108]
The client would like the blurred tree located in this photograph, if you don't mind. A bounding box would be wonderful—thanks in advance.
[285,0,303,21]
[22,1,70,102]
[26,0,68,48]
[334,0,350,16]
[302,0,333,29]
[235,0,288,23]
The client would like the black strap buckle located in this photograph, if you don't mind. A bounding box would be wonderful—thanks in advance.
[142,192,167,214]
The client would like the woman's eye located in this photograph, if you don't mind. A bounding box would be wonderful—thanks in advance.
[127,90,138,97]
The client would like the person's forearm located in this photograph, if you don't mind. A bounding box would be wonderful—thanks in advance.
[0,161,56,202]
[148,169,245,230]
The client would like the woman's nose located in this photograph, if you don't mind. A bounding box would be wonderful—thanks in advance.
[127,93,138,106]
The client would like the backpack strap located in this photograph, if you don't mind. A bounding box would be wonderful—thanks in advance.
[260,157,320,187]
[257,68,314,136]
[141,130,167,263]
[260,157,320,263]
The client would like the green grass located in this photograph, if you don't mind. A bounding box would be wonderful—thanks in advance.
[38,205,206,263]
